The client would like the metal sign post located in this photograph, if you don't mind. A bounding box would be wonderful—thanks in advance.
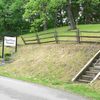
[1,36,17,64]
[2,37,5,59]
[15,36,17,52]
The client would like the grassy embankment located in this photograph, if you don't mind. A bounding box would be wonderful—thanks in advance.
[0,24,100,100]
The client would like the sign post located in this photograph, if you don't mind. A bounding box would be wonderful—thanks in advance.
[2,37,4,59]
[15,36,17,52]
[1,36,17,63]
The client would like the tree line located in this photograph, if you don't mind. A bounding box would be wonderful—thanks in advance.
[0,0,100,36]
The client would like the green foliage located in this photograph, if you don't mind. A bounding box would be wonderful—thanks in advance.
[0,0,29,36]
[0,0,100,35]
[23,0,100,32]
[24,0,50,32]
[78,0,100,24]
[23,0,68,31]
[5,53,11,61]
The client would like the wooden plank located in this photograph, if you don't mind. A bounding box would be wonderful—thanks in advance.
[21,36,26,45]
[25,42,37,45]
[39,36,54,40]
[38,32,55,36]
[80,31,100,33]
[81,41,100,43]
[25,39,37,42]
[90,72,100,83]
[72,50,100,82]
[58,35,100,38]
[54,31,59,43]
[80,36,100,38]
[40,41,55,44]
[72,30,100,33]
[58,35,76,37]
[76,29,80,43]
[36,33,41,44]
[59,40,77,42]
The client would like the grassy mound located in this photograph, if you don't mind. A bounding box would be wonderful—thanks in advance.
[0,44,99,82]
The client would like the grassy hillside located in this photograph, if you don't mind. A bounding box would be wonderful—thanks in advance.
[0,44,99,80]
[0,24,100,99]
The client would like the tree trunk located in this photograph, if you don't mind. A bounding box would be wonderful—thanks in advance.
[43,20,47,31]
[59,9,63,26]
[67,1,76,30]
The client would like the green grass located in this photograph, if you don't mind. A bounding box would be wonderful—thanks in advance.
[23,24,100,36]
[78,24,100,31]
[63,83,100,100]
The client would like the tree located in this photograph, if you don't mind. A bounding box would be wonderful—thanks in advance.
[0,0,100,35]
[67,0,77,29]
[23,0,50,32]
[77,0,100,24]
[0,0,13,34]
[0,0,29,36]
[24,0,77,31]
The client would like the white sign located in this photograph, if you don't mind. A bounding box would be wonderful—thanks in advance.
[4,36,16,47]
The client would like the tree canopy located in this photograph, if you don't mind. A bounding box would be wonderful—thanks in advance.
[0,0,29,36]
[0,0,100,35]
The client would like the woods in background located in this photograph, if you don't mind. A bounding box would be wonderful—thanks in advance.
[0,0,100,35]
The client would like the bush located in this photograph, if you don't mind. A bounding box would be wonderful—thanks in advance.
[5,53,11,61]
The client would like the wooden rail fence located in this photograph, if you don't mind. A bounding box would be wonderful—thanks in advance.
[21,29,100,45]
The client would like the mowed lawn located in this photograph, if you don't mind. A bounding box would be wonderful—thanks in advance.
[0,24,100,100]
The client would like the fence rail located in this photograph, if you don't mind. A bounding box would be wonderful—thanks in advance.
[38,32,55,36]
[80,31,100,33]
[21,30,100,45]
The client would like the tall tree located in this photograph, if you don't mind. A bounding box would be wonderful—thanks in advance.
[77,0,100,24]
[0,0,29,36]
[67,0,76,29]
[23,0,50,32]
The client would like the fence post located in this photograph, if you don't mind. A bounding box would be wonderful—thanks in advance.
[21,36,26,45]
[76,29,80,43]
[54,30,59,44]
[36,32,40,44]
